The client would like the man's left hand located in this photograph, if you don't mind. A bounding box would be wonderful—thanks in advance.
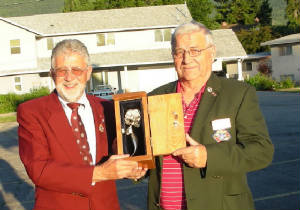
[172,134,207,168]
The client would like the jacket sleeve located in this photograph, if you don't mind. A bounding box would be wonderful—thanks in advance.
[17,104,94,196]
[205,86,274,176]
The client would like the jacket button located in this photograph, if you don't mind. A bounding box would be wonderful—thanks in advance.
[155,203,160,207]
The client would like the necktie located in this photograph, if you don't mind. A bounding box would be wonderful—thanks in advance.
[67,103,93,165]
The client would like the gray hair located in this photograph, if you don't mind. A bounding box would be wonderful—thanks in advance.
[51,39,90,69]
[171,20,214,53]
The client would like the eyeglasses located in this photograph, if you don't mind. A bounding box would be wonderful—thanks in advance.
[173,46,212,59]
[52,67,87,77]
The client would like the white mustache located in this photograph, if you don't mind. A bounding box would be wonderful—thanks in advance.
[63,82,78,87]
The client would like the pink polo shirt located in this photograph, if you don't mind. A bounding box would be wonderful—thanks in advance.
[159,82,206,210]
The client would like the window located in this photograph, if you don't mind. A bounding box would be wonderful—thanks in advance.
[155,30,163,42]
[107,33,115,45]
[155,29,172,42]
[245,62,252,71]
[97,34,105,46]
[10,39,21,54]
[280,74,295,81]
[279,45,292,56]
[97,33,115,46]
[164,29,172,41]
[47,38,54,50]
[14,77,22,92]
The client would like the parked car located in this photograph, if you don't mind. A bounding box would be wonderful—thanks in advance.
[88,85,117,100]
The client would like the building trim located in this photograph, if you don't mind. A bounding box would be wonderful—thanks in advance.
[0,17,40,35]
[37,25,179,38]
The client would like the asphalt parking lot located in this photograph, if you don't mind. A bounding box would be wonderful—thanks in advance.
[0,91,299,210]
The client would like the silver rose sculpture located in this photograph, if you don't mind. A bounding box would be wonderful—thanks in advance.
[124,109,141,156]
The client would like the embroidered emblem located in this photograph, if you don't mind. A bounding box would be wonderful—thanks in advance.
[212,129,231,143]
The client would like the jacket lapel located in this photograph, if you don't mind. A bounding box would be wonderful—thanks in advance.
[87,96,107,163]
[153,74,221,144]
[189,74,221,143]
[47,92,84,163]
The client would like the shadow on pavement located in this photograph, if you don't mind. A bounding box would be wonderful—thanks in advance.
[0,159,34,210]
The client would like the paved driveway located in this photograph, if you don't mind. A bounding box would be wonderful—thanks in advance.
[0,91,299,210]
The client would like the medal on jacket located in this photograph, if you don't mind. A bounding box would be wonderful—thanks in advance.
[211,118,231,142]
[212,129,231,142]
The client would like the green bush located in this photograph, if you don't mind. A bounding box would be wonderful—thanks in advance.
[0,87,50,114]
[279,77,295,89]
[245,74,297,90]
[245,73,277,90]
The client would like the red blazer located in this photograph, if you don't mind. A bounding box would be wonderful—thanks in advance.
[17,91,120,210]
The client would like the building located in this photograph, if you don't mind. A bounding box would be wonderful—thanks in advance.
[0,4,247,94]
[261,33,300,83]
[226,52,271,80]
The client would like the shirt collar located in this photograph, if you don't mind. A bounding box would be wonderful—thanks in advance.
[58,93,89,110]
[177,81,206,96]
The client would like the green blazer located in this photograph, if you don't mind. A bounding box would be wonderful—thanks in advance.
[147,73,274,210]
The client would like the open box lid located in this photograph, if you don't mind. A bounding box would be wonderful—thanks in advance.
[148,93,186,156]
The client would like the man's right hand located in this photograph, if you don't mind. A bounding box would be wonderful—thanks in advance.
[92,154,147,182]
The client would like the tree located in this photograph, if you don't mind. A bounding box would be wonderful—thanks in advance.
[215,0,231,24]
[93,0,182,10]
[236,26,272,54]
[228,0,254,24]
[162,0,184,5]
[257,0,272,26]
[215,0,263,25]
[285,0,300,25]
[187,0,219,29]
[63,0,94,12]
[93,0,109,10]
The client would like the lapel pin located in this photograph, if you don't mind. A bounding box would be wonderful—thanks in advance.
[99,124,104,132]
[207,87,217,96]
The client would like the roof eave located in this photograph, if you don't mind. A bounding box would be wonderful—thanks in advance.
[261,40,300,47]
[218,56,248,61]
[0,69,49,77]
[94,60,174,68]
[0,17,41,35]
[36,25,180,38]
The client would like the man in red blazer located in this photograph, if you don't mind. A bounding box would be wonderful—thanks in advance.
[17,39,147,210]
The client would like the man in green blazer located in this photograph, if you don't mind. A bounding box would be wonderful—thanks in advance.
[147,21,274,210]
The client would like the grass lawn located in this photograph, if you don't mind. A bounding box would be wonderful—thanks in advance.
[0,113,17,123]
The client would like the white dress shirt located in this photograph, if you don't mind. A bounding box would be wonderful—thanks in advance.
[58,93,97,165]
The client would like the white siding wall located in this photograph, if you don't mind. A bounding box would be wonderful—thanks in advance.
[0,74,52,94]
[0,21,37,71]
[271,43,300,82]
[36,29,173,58]
[242,60,260,78]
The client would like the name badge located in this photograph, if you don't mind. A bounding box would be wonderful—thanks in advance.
[211,118,231,131]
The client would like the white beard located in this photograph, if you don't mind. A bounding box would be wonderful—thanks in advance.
[56,82,86,102]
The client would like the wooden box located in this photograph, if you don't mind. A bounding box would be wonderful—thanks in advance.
[113,92,186,169]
